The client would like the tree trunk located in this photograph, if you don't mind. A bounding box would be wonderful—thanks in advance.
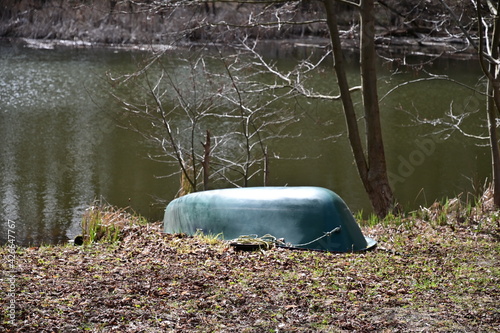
[487,82,500,207]
[359,0,396,215]
[478,0,500,207]
[487,0,500,207]
[324,0,396,217]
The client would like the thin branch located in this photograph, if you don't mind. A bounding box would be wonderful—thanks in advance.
[439,0,500,65]
[144,70,197,191]
[475,0,496,82]
[380,75,489,102]
[336,0,361,8]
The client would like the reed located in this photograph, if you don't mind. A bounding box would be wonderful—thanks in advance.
[80,200,147,245]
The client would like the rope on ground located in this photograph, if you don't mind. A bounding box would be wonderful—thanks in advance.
[292,226,342,247]
[230,226,342,250]
[230,234,286,250]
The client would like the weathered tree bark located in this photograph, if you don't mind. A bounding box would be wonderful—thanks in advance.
[359,0,397,215]
[324,0,396,217]
[486,1,500,207]
[477,0,500,207]
[486,80,500,207]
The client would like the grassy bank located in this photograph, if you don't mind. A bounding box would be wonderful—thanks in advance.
[1,201,498,332]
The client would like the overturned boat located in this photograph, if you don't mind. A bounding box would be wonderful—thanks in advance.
[163,186,376,252]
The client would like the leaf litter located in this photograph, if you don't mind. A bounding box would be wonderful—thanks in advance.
[1,204,499,332]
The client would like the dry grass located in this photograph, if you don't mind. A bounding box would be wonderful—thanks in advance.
[80,201,148,245]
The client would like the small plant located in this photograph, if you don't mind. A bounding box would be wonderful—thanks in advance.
[354,210,364,223]
[194,229,223,245]
[80,200,148,245]
[356,211,380,227]
[367,213,380,227]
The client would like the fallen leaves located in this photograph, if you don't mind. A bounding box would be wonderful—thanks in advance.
[0,214,499,332]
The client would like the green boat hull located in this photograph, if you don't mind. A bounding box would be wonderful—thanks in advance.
[163,186,376,252]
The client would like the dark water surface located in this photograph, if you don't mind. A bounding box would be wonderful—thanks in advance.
[0,42,490,246]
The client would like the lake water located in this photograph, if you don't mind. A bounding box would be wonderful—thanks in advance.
[0,41,490,246]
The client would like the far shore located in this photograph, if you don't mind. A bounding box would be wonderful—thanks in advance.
[1,35,479,62]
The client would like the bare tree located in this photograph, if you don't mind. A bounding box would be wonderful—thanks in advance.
[476,0,500,207]
[224,1,398,217]
[107,50,296,195]
[10,0,499,215]
[101,0,399,216]
[107,53,221,195]
[378,0,500,208]
[325,0,396,217]
[434,0,500,207]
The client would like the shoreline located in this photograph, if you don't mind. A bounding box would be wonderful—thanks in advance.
[0,0,481,61]
[1,35,478,61]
